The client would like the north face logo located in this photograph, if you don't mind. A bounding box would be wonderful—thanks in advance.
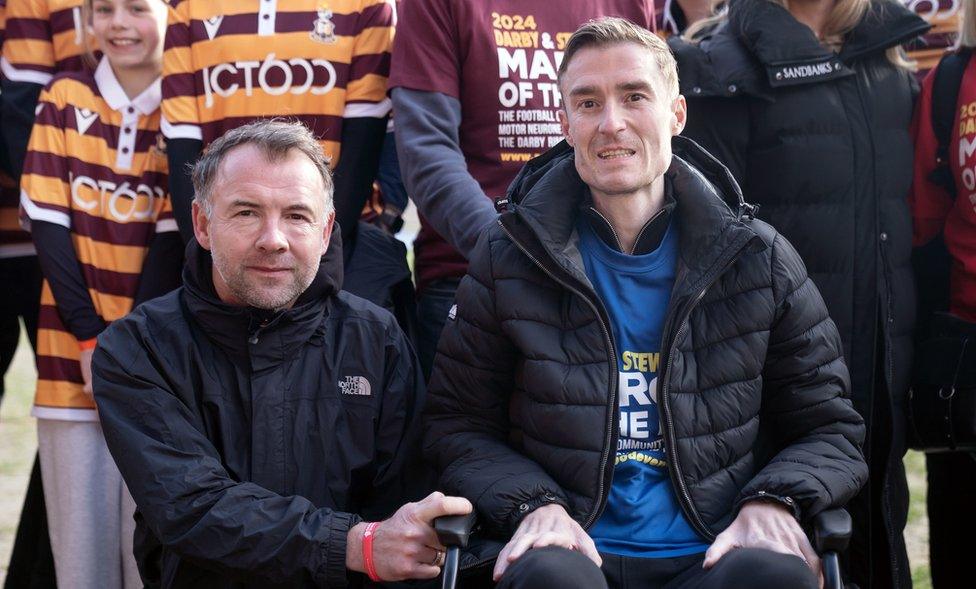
[338,376,371,396]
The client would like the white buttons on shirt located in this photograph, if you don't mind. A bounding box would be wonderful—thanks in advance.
[116,108,139,170]
[258,0,278,36]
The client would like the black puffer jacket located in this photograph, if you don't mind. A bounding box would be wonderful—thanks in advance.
[425,138,867,546]
[93,237,424,589]
[669,2,928,585]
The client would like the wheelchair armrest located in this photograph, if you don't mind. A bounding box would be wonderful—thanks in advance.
[813,508,852,554]
[434,512,478,549]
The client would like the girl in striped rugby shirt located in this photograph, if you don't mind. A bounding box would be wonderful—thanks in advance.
[19,1,178,586]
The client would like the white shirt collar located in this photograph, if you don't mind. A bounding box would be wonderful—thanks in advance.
[94,57,161,116]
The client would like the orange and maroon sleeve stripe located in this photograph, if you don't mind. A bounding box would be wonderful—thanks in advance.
[21,85,71,227]
[162,0,201,140]
[1,0,56,84]
[344,0,393,117]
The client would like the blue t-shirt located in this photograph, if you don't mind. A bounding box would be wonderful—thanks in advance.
[578,218,709,558]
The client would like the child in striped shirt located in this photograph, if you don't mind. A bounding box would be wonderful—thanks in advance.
[19,1,179,586]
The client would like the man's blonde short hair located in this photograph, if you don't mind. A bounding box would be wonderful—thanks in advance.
[557,17,679,99]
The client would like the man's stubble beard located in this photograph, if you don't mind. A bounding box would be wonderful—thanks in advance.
[210,246,318,311]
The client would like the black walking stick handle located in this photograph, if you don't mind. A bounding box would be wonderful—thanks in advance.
[434,512,477,589]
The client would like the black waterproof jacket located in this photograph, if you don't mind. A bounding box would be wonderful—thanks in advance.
[92,235,424,589]
[425,138,868,552]
[669,2,928,585]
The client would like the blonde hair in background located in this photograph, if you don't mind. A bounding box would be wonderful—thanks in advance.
[80,0,99,69]
[959,0,976,47]
[557,17,680,100]
[684,0,915,71]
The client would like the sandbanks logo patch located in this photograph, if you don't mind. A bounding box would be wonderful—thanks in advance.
[339,376,371,396]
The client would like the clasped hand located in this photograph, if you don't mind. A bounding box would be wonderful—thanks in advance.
[347,491,472,582]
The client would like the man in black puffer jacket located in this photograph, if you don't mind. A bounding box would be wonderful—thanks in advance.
[425,18,868,589]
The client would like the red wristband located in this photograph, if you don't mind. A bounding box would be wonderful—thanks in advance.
[362,522,381,582]
[78,338,98,351]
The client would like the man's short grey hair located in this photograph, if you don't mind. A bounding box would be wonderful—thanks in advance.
[192,119,335,219]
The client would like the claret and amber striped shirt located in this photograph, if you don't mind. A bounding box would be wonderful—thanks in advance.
[0,0,86,86]
[0,0,33,259]
[162,0,394,162]
[21,58,175,420]
[1,0,89,257]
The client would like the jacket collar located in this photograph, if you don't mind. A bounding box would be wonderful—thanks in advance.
[581,187,676,255]
[94,57,162,115]
[729,0,929,88]
[504,136,759,291]
[180,230,343,363]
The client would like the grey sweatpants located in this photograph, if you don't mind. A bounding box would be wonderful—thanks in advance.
[37,419,140,589]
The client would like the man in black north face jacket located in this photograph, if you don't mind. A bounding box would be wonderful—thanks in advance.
[425,19,868,589]
[92,121,471,588]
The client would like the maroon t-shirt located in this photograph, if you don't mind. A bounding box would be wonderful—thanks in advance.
[390,0,666,289]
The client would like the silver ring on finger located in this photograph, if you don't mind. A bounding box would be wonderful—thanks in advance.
[431,550,446,567]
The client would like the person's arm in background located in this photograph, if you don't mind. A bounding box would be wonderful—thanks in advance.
[392,88,497,259]
[389,0,497,261]
[1,0,58,180]
[133,198,182,306]
[331,0,396,243]
[909,66,955,321]
[332,119,386,243]
[28,222,106,341]
[160,0,202,244]
[910,67,953,248]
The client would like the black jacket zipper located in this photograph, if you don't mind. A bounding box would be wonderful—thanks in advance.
[657,236,752,540]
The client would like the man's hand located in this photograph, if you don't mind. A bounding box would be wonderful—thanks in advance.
[704,501,822,586]
[80,348,95,397]
[346,491,473,582]
[492,503,600,581]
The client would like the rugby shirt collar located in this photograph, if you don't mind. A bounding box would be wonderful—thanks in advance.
[94,57,162,115]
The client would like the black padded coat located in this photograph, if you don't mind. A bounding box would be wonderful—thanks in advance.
[669,2,928,585]
[425,138,868,549]
[92,237,425,589]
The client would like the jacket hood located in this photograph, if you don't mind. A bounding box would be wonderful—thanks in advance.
[180,228,343,358]
[504,136,760,283]
[731,0,927,64]
[670,0,929,97]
